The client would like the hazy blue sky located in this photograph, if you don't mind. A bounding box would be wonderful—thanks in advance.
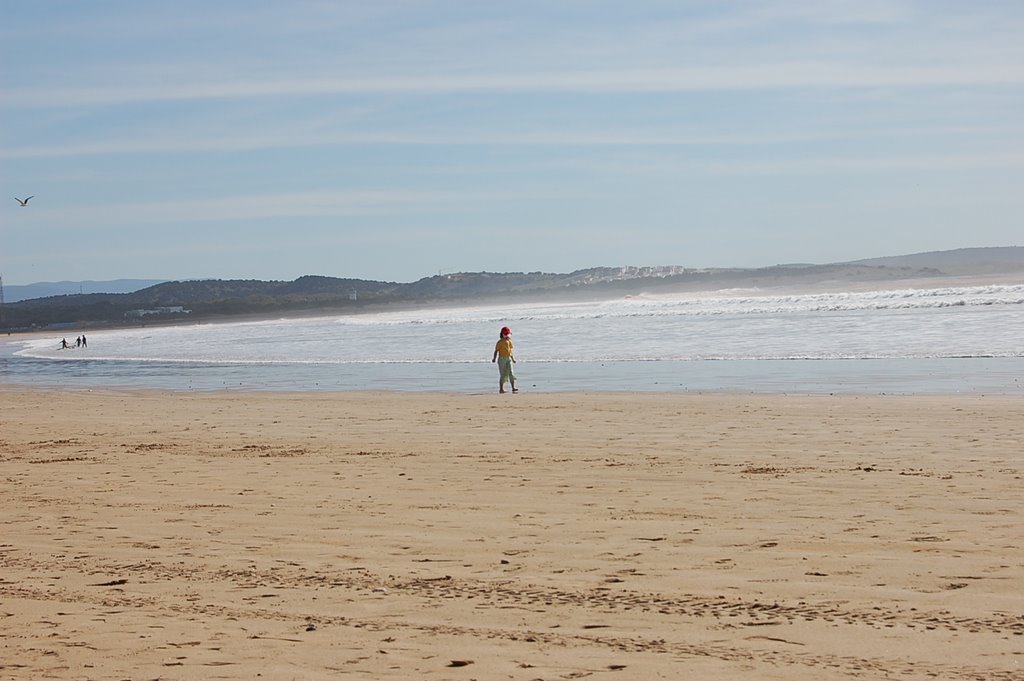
[2,1,1022,285]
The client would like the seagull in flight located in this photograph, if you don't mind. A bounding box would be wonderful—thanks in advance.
[15,196,34,207]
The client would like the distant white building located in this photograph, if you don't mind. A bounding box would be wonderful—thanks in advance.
[125,306,191,318]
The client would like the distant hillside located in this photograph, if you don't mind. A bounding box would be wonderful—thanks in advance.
[3,248,1021,331]
[4,279,167,303]
[847,246,1024,275]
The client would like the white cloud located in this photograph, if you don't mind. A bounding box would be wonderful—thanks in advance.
[27,189,542,230]
[3,121,1015,161]
[702,151,1024,176]
[545,149,1024,179]
[3,62,1021,112]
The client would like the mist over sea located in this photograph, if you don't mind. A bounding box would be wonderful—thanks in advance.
[3,284,1022,394]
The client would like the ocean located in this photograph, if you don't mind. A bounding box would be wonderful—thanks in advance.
[2,283,1022,394]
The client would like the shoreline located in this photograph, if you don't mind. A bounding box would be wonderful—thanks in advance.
[4,352,1019,395]
[1,388,1021,679]
[3,350,1023,396]
[2,329,1024,393]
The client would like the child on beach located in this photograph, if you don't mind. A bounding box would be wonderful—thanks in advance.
[491,326,517,393]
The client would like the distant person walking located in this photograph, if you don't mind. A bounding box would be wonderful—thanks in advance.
[491,326,518,393]
[81,335,87,348]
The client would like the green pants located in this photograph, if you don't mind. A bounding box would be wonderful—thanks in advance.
[497,356,515,383]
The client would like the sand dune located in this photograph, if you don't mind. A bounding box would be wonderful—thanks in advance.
[0,389,1021,679]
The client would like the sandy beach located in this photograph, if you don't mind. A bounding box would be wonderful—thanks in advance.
[0,389,1021,680]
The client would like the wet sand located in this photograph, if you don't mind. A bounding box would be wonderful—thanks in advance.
[0,389,1021,680]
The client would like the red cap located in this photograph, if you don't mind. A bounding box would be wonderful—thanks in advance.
[500,326,511,336]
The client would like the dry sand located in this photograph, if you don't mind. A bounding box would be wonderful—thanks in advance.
[0,389,1021,680]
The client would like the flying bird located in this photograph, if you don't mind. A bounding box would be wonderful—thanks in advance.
[15,196,34,206]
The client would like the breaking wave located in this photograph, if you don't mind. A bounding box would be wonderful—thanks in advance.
[10,283,1024,365]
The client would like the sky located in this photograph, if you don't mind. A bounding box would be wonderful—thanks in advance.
[1,1,1022,285]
